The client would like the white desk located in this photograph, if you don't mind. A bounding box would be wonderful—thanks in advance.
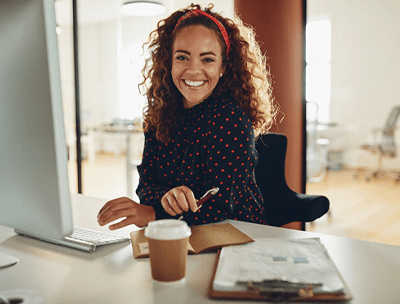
[1,194,400,303]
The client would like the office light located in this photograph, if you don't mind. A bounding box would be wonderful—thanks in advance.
[121,1,166,16]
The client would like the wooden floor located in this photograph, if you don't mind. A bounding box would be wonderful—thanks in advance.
[68,153,138,201]
[69,154,400,247]
[306,169,400,246]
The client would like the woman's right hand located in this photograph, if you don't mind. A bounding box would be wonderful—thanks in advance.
[97,197,156,230]
[161,186,198,216]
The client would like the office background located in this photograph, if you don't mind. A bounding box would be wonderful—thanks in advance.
[52,0,400,243]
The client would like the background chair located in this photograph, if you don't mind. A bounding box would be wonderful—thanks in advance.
[358,106,400,183]
[306,102,330,183]
[255,133,330,228]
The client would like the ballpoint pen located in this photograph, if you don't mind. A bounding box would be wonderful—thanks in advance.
[178,187,220,220]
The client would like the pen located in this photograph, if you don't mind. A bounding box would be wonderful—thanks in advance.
[178,187,219,220]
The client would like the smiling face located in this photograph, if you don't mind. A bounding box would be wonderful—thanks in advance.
[171,25,225,109]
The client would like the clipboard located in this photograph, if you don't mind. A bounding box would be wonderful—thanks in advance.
[208,238,353,302]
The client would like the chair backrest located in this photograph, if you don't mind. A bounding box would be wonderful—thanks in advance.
[381,106,400,157]
[383,106,400,132]
[255,133,290,199]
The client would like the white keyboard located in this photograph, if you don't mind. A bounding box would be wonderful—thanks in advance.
[65,226,131,251]
[16,226,131,253]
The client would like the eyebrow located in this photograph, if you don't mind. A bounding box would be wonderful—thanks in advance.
[174,50,217,56]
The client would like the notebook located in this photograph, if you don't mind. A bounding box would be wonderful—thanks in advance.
[130,222,254,258]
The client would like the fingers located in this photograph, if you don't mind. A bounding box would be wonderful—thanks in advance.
[161,188,185,216]
[97,197,121,218]
[97,197,133,223]
[98,204,136,227]
[161,186,197,216]
[161,194,178,216]
[181,186,197,212]
[109,217,134,230]
[97,197,140,230]
[97,197,155,229]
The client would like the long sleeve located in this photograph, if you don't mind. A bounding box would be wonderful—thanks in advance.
[136,130,173,219]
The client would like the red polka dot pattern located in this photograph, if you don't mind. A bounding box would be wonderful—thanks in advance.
[137,96,267,225]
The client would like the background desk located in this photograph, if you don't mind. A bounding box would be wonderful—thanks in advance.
[1,194,400,303]
[98,125,144,198]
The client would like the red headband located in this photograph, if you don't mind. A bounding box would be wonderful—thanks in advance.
[173,9,230,56]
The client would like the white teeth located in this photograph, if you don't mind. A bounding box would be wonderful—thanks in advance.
[184,80,205,87]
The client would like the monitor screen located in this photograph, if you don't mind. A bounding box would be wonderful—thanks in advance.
[0,0,73,240]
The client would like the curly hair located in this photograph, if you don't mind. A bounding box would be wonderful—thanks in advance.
[140,3,277,143]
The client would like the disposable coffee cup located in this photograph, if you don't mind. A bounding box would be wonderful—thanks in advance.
[145,219,191,282]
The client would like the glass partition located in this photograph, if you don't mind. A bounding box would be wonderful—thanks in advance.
[306,0,400,246]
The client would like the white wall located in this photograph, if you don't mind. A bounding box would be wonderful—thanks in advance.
[308,0,400,169]
[79,21,120,126]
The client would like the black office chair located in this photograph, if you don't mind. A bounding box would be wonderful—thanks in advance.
[358,106,400,183]
[255,133,330,228]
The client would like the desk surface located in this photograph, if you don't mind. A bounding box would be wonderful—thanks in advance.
[1,194,400,303]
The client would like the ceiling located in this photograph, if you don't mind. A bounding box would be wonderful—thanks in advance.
[55,0,233,26]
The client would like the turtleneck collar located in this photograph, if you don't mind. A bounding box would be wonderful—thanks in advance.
[178,92,231,124]
[180,97,213,122]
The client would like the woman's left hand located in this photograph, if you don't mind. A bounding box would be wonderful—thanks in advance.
[161,185,198,216]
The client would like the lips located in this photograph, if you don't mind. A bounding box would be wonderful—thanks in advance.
[184,80,206,87]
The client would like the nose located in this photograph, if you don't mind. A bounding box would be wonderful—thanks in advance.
[186,59,202,75]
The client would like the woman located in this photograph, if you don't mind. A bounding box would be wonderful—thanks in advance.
[97,4,276,230]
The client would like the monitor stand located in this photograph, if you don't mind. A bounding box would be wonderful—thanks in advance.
[0,252,19,269]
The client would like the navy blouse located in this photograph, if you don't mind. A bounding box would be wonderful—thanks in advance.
[136,95,267,225]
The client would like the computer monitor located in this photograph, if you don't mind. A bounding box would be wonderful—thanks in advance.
[0,0,73,250]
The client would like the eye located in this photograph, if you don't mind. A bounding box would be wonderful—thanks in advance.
[203,57,215,63]
[175,55,187,61]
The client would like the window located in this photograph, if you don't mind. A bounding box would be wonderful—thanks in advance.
[305,19,331,123]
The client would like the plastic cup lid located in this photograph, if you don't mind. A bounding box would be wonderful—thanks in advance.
[144,219,191,240]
